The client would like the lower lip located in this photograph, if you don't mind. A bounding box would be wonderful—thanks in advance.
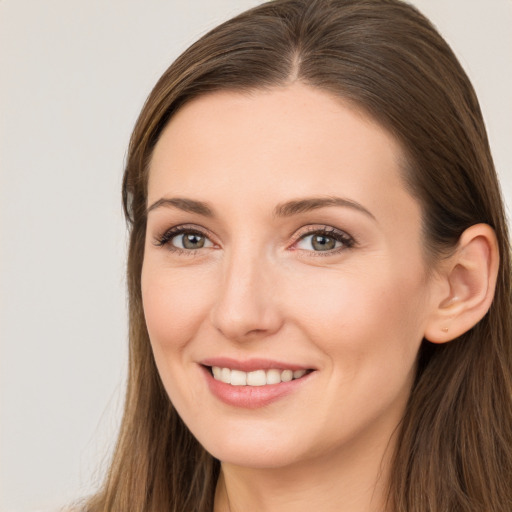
[201,366,314,409]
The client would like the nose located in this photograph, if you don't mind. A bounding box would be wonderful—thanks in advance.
[209,248,284,342]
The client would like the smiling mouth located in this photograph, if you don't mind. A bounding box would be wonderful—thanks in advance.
[208,366,314,386]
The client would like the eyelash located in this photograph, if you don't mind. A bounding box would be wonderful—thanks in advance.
[153,225,356,256]
[153,225,213,256]
[292,226,356,256]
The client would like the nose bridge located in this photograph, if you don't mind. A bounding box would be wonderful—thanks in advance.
[209,240,282,340]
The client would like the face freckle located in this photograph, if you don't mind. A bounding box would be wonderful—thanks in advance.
[141,83,437,471]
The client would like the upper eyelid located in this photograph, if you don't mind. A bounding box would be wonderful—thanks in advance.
[158,223,215,238]
[290,225,354,241]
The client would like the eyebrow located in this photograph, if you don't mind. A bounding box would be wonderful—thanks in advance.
[273,196,376,220]
[146,195,375,220]
[146,197,214,217]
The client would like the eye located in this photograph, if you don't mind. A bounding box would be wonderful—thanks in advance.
[172,231,213,250]
[294,228,354,253]
[155,227,214,252]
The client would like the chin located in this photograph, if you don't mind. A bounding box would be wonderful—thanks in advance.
[207,441,303,469]
[192,422,322,470]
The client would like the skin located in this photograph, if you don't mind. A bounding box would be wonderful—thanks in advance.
[141,83,445,512]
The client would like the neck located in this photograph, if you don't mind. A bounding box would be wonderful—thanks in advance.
[214,424,398,512]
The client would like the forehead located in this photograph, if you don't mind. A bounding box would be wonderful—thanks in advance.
[148,83,416,223]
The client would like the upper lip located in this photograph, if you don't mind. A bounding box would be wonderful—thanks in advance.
[200,357,314,372]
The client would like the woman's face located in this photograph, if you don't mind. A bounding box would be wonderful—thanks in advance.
[142,84,439,469]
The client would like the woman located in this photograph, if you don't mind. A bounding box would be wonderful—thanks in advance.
[82,0,512,510]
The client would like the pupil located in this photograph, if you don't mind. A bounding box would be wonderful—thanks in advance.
[312,235,335,251]
[183,233,205,249]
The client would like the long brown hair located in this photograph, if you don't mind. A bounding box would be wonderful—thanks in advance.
[83,1,512,510]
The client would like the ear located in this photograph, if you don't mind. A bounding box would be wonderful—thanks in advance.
[424,223,499,344]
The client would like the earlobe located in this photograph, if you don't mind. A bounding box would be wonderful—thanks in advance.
[424,224,499,344]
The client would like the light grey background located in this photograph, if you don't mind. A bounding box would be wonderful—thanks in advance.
[1,1,510,511]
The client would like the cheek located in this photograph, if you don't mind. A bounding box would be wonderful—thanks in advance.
[141,264,215,352]
[286,259,428,369]
[288,262,427,436]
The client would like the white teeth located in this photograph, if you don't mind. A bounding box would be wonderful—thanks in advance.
[266,369,281,385]
[247,370,266,386]
[230,369,247,386]
[211,366,309,386]
[281,369,293,382]
[221,367,231,384]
